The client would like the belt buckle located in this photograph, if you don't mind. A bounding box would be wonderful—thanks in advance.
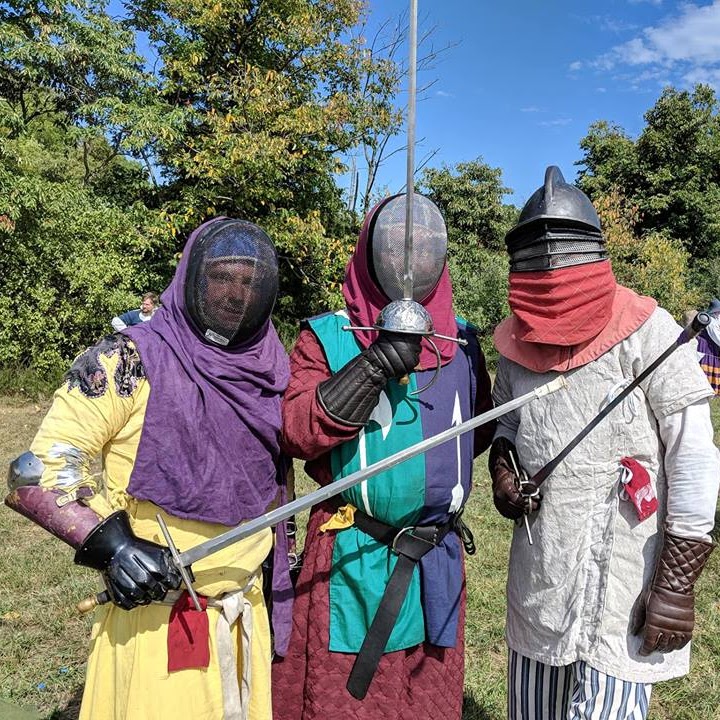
[391,525,436,554]
[391,526,415,554]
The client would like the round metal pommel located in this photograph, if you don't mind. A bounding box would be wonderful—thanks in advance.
[374,299,434,336]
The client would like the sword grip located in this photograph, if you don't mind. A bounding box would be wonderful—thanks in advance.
[77,590,111,614]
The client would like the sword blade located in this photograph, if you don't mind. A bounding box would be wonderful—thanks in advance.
[178,375,566,568]
[402,0,418,300]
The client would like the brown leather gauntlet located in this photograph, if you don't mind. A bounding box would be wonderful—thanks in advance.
[488,437,540,521]
[634,532,714,655]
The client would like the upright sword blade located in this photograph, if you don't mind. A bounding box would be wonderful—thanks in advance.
[176,375,566,568]
[402,0,418,300]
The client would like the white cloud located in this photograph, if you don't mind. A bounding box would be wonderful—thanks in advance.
[600,17,639,33]
[435,90,455,98]
[569,61,583,71]
[540,118,573,127]
[520,106,542,112]
[683,66,720,86]
[596,87,607,93]
[590,1,720,89]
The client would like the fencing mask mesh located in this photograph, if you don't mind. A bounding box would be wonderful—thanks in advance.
[184,219,279,347]
[369,193,447,302]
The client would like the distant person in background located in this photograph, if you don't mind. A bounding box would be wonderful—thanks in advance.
[697,298,720,395]
[111,291,159,331]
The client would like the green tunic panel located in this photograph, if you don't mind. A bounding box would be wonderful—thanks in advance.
[308,311,426,652]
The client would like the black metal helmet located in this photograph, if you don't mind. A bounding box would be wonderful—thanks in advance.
[505,166,607,272]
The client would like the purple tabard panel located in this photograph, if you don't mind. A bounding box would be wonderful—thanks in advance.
[414,325,478,646]
[697,332,720,394]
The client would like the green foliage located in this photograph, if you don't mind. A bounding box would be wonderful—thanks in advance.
[0,0,402,380]
[121,0,396,329]
[420,158,515,358]
[421,158,516,252]
[266,209,353,346]
[593,189,700,319]
[578,85,720,281]
[0,121,171,375]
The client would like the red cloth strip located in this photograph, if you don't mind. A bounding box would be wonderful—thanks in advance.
[167,590,210,672]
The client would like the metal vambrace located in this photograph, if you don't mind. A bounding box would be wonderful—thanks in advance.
[635,531,714,655]
[316,352,388,427]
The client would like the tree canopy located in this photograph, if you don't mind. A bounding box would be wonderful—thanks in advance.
[577,84,720,301]
[421,158,516,353]
[1,2,717,387]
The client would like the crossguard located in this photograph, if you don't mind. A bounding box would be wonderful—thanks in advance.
[156,514,202,611]
[509,451,539,516]
[342,298,468,395]
[518,479,540,514]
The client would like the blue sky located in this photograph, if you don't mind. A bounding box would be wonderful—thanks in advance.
[356,0,720,207]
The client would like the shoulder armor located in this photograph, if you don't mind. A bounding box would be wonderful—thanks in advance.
[7,451,45,491]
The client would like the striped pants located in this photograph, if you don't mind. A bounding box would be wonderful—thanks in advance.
[508,650,652,720]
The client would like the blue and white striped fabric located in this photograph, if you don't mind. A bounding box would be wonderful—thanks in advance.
[508,650,652,720]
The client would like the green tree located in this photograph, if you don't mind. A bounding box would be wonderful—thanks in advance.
[593,190,699,319]
[420,157,516,354]
[0,2,169,383]
[0,119,171,377]
[124,0,404,327]
[577,85,720,300]
[0,0,161,182]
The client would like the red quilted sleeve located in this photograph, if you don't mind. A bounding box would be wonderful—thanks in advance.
[281,328,360,465]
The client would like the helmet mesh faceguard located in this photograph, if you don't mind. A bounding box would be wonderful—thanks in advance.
[185,220,278,346]
[370,194,447,302]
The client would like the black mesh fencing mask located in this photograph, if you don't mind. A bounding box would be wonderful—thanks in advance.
[184,219,279,347]
[369,193,447,302]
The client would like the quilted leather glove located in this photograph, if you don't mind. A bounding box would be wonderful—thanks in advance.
[633,531,714,655]
[317,331,422,426]
[488,437,541,521]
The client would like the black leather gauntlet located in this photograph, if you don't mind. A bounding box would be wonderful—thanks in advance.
[75,510,182,611]
[317,331,421,426]
[633,531,714,655]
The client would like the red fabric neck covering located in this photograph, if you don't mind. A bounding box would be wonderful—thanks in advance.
[509,260,617,346]
[494,284,657,373]
[342,199,458,369]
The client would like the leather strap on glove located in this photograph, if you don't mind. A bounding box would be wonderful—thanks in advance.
[488,437,540,520]
[633,531,714,655]
[317,331,421,427]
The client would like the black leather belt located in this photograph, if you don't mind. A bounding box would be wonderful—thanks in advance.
[345,508,455,700]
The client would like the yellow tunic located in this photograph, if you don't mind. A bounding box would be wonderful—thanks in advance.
[31,341,273,720]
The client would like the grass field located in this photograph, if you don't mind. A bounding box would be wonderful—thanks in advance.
[0,397,719,719]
